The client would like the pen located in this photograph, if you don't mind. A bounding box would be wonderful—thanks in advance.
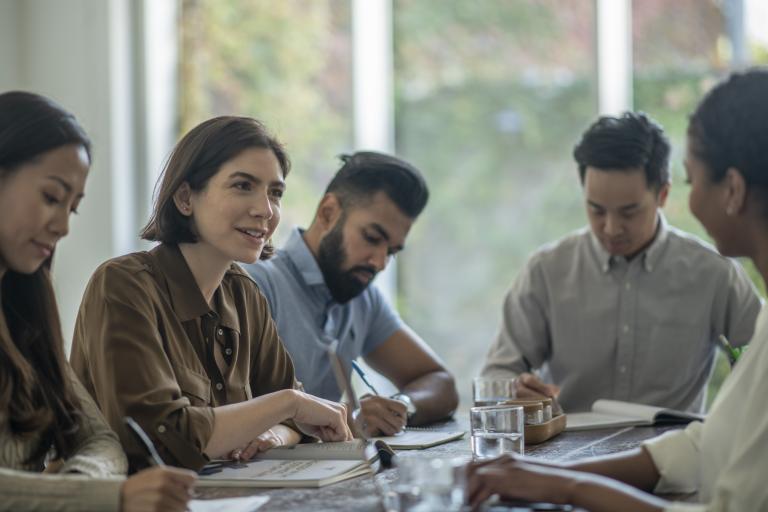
[123,416,166,467]
[350,360,380,396]
[718,334,742,365]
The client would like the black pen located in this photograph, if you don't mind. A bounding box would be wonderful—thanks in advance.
[123,416,166,467]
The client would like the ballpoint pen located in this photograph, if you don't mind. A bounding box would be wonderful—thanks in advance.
[718,334,743,365]
[350,360,380,396]
[123,416,166,467]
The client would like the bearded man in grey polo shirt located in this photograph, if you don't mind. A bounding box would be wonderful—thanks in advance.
[481,112,762,413]
[246,151,458,436]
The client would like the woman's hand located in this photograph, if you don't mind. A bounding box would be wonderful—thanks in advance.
[466,455,578,508]
[230,425,300,460]
[120,466,196,512]
[289,390,353,442]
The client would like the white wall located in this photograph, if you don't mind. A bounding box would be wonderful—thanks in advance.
[0,0,20,90]
[2,0,139,349]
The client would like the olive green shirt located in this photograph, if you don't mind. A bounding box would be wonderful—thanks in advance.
[70,244,298,470]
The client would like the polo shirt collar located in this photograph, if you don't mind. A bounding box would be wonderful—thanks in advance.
[284,228,328,286]
[589,211,670,274]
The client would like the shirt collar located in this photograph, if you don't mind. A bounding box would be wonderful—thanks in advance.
[150,243,241,332]
[589,211,670,274]
[284,228,327,286]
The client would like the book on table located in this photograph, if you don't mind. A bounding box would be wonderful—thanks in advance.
[197,429,466,488]
[197,440,377,488]
[565,399,705,431]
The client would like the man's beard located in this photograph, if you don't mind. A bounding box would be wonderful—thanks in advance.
[316,220,377,304]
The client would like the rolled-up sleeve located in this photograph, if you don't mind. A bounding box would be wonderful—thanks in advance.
[644,422,703,495]
[71,264,214,470]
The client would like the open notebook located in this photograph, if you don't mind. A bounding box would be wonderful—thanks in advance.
[373,428,465,449]
[565,399,704,431]
[197,441,376,488]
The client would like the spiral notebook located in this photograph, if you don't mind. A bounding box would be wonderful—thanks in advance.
[373,428,465,449]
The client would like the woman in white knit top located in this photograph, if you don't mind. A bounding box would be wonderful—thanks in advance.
[0,91,195,511]
[466,68,768,511]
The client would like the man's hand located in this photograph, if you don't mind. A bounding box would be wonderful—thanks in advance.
[357,395,407,436]
[515,372,560,400]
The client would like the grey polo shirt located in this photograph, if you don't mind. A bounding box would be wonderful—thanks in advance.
[244,228,404,400]
[481,215,762,413]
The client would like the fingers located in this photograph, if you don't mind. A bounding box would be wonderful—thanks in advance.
[516,373,560,399]
[293,392,353,441]
[122,466,196,512]
[359,396,407,436]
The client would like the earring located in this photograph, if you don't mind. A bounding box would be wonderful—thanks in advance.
[726,207,735,216]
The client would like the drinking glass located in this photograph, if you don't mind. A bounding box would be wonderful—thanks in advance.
[381,456,467,511]
[470,405,524,459]
[472,377,516,406]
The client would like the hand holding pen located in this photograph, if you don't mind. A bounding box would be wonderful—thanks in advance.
[121,417,197,512]
[350,360,408,436]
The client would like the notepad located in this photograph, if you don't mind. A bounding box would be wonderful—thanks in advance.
[197,441,376,488]
[373,429,465,449]
[565,399,704,431]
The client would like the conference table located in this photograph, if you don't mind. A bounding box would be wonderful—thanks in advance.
[197,418,690,511]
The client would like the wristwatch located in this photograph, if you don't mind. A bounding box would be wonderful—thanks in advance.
[391,392,417,420]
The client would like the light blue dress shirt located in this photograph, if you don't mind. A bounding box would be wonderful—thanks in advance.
[244,228,404,400]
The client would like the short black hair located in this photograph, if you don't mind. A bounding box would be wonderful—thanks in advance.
[325,151,429,218]
[688,68,768,189]
[573,112,671,192]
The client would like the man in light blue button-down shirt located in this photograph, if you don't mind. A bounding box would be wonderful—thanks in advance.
[482,112,762,413]
[246,152,459,436]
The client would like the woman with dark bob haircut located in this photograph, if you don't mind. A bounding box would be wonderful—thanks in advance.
[465,68,768,511]
[70,116,352,471]
[0,91,195,511]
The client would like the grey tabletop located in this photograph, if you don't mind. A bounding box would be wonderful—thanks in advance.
[196,418,684,511]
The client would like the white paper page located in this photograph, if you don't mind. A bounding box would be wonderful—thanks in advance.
[592,399,660,421]
[374,430,464,447]
[189,496,269,512]
[565,411,644,430]
[201,458,365,482]
[265,440,368,460]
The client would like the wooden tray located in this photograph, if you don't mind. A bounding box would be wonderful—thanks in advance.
[525,413,567,445]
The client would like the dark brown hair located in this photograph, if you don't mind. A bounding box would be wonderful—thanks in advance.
[0,91,89,462]
[140,116,290,259]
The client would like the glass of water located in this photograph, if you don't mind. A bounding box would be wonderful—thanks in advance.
[472,377,516,406]
[382,456,467,511]
[470,405,524,460]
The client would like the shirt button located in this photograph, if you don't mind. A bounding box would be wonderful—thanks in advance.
[625,282,631,291]
[225,348,233,356]
[215,382,224,391]
[217,328,224,336]
[619,366,627,373]
[622,325,629,333]
[157,425,166,433]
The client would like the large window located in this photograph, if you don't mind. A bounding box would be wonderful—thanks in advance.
[393,0,597,411]
[179,0,768,413]
[179,0,354,237]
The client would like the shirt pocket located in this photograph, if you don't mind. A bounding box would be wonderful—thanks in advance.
[176,366,212,406]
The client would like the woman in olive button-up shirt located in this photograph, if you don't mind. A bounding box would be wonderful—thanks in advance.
[70,116,352,471]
